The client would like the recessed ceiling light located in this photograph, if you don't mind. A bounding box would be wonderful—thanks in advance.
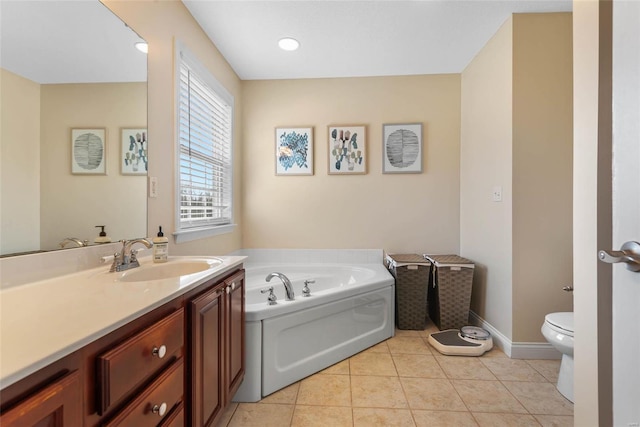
[278,37,300,51]
[134,41,148,54]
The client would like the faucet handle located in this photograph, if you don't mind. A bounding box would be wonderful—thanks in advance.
[303,280,314,297]
[260,287,278,305]
[109,252,121,272]
[130,249,139,262]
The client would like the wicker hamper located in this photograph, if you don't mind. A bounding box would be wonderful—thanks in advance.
[424,254,475,330]
[386,254,432,330]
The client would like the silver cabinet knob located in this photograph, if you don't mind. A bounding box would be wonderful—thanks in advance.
[562,285,574,292]
[152,345,167,359]
[598,241,640,272]
[152,402,167,416]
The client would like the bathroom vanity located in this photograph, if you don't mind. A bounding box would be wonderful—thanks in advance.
[0,256,246,427]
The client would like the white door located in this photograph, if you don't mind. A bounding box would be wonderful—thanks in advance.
[609,0,640,424]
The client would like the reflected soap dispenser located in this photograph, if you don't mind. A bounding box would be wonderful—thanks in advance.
[94,225,111,243]
[152,226,169,263]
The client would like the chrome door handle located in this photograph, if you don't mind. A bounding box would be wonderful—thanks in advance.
[598,241,640,272]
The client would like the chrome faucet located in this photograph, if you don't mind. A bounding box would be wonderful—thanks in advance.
[110,238,153,272]
[265,272,295,301]
[59,237,88,248]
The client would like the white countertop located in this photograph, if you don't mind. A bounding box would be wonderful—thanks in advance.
[0,255,246,389]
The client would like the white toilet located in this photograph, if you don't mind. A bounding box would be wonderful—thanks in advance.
[541,312,574,402]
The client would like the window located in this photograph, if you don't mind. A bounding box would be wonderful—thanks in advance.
[175,42,234,243]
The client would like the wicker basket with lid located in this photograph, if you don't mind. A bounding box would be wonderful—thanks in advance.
[386,254,432,330]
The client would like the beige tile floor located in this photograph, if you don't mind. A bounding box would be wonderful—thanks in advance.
[221,325,573,427]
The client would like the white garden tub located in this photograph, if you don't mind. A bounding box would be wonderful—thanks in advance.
[232,249,395,402]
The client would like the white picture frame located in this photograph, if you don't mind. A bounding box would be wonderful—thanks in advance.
[328,125,367,175]
[71,128,106,175]
[275,127,314,176]
[121,128,148,175]
[382,123,423,174]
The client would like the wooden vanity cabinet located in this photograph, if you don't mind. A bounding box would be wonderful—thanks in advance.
[0,370,82,427]
[224,271,246,400]
[188,270,245,427]
[0,266,245,427]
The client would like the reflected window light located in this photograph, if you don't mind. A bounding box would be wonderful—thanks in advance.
[135,41,148,54]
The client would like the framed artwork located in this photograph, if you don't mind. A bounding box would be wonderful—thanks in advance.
[275,127,314,175]
[382,123,423,174]
[328,125,366,174]
[121,128,148,175]
[71,128,106,175]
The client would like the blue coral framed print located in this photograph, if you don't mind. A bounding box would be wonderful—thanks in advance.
[275,127,314,175]
[121,128,148,175]
[382,123,423,174]
[328,125,367,175]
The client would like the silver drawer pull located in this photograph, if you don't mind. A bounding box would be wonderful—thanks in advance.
[152,402,167,416]
[152,345,167,359]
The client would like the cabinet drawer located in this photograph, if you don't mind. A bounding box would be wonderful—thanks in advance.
[103,358,184,427]
[97,308,184,413]
[158,400,184,427]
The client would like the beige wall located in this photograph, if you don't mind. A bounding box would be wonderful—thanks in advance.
[39,83,147,250]
[461,13,573,344]
[460,18,514,338]
[512,13,573,342]
[103,0,244,256]
[0,69,41,254]
[242,75,461,252]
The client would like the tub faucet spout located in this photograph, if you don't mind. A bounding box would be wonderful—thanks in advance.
[265,272,295,301]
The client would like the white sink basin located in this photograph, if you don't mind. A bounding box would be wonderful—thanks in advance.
[118,258,223,282]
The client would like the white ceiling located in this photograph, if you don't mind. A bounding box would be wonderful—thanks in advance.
[0,1,572,84]
[183,0,572,80]
[0,1,146,84]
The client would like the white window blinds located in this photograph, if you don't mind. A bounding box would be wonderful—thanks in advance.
[177,48,233,232]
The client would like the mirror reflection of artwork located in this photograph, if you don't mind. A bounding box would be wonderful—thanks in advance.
[121,128,148,175]
[0,1,148,257]
[71,128,106,174]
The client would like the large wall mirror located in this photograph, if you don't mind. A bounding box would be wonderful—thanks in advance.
[0,1,147,257]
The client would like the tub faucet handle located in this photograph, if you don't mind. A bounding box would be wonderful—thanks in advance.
[261,287,278,305]
[303,280,315,297]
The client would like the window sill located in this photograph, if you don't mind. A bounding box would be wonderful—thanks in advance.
[172,224,236,244]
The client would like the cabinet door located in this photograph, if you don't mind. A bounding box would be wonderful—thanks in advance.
[0,370,81,427]
[189,283,225,427]
[225,270,245,399]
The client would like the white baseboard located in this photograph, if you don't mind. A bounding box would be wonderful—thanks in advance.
[510,342,562,360]
[469,311,561,360]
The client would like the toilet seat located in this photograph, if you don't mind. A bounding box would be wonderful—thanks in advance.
[544,312,574,337]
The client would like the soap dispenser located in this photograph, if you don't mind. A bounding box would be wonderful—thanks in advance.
[152,226,169,263]
[94,225,111,243]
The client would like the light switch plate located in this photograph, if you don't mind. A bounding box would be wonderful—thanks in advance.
[149,176,158,198]
[492,186,502,202]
